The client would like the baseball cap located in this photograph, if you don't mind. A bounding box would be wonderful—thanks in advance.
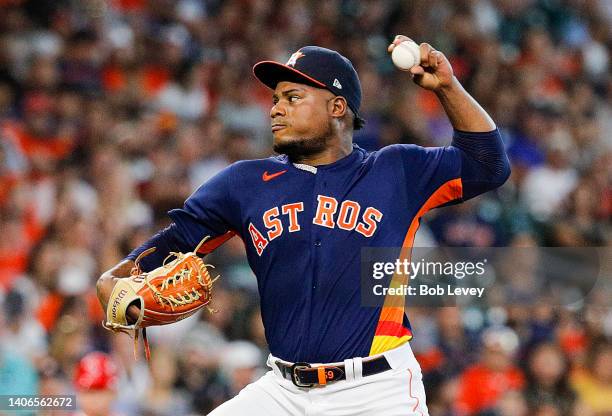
[73,352,119,391]
[253,46,362,120]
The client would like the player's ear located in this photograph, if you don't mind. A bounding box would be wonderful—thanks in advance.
[329,96,348,119]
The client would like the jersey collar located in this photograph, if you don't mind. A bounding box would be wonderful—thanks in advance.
[280,144,366,174]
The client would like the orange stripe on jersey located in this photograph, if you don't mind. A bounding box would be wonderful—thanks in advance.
[196,231,236,255]
[377,305,405,323]
[402,178,463,248]
[375,320,412,337]
[369,178,463,356]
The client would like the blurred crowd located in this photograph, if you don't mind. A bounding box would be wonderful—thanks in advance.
[0,0,610,415]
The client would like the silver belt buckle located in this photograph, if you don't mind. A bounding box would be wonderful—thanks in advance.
[290,362,314,387]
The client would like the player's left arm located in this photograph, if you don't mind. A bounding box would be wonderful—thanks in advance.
[389,35,511,199]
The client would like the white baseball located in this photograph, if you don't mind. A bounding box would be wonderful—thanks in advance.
[391,41,421,70]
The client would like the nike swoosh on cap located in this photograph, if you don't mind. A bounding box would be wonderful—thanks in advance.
[262,170,288,181]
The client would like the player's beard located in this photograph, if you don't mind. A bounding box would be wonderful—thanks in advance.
[273,121,333,162]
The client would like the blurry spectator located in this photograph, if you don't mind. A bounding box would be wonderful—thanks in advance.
[427,199,503,247]
[555,178,609,245]
[216,74,269,152]
[0,343,38,397]
[0,211,38,289]
[38,358,72,413]
[525,303,557,350]
[436,308,479,374]
[521,127,578,222]
[5,91,76,170]
[28,238,65,331]
[415,307,478,393]
[571,342,612,415]
[139,347,192,416]
[224,129,258,163]
[60,29,103,94]
[176,289,234,413]
[556,312,589,366]
[506,104,548,169]
[456,326,525,415]
[427,376,461,416]
[0,81,17,118]
[0,290,47,362]
[492,389,529,416]
[110,333,150,416]
[524,342,576,415]
[154,62,210,121]
[186,117,229,189]
[49,312,93,378]
[219,340,264,397]
[27,55,60,91]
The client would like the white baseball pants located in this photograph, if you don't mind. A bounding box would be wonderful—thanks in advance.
[208,341,429,416]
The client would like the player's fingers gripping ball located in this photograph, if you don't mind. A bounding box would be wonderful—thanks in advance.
[388,35,454,91]
[390,40,421,70]
[102,237,218,360]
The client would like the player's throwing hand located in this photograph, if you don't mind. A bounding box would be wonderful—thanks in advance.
[388,34,455,91]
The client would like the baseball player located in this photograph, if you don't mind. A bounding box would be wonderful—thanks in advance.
[97,35,510,415]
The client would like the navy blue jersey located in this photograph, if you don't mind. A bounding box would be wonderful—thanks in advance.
[128,129,510,363]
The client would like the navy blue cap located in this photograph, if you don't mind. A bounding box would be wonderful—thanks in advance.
[253,46,362,118]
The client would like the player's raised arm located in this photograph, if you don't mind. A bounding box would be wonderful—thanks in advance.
[388,35,495,132]
[388,35,511,200]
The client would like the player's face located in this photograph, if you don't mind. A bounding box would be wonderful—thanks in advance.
[270,81,335,158]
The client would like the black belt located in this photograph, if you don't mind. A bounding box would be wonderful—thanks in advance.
[275,356,391,388]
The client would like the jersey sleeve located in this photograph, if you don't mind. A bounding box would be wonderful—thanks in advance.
[126,164,240,271]
[389,128,510,210]
[167,163,240,246]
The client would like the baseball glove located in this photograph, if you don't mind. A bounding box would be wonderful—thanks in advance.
[102,238,218,360]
